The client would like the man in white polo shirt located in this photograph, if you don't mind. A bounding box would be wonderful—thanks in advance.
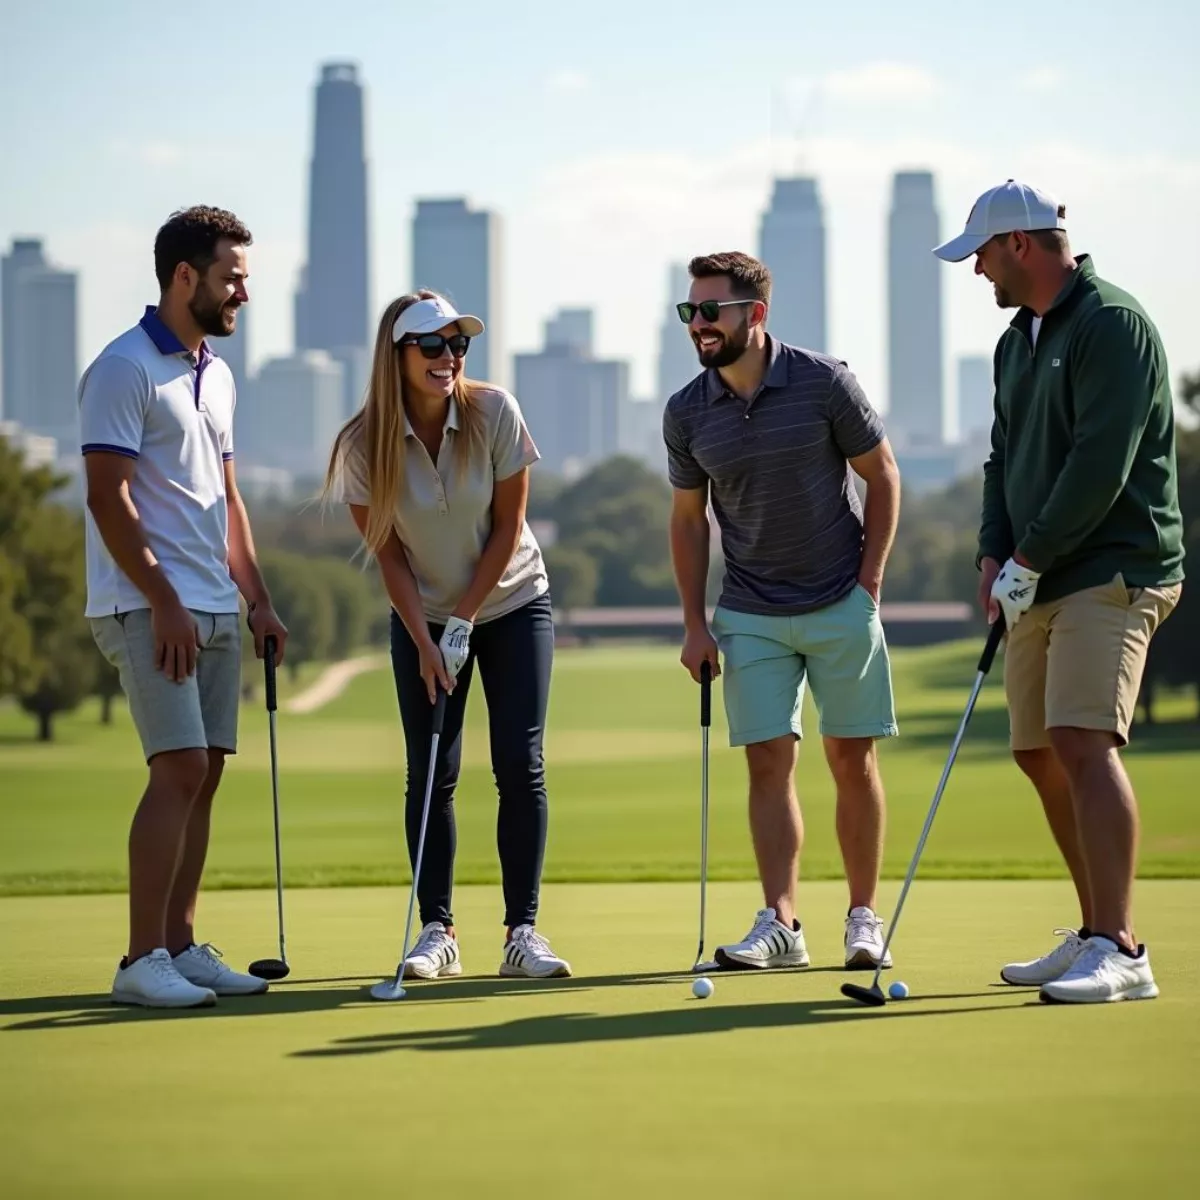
[80,205,289,1008]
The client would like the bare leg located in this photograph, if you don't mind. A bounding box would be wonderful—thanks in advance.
[824,736,885,911]
[1049,728,1139,950]
[166,748,227,953]
[127,748,211,962]
[744,736,801,927]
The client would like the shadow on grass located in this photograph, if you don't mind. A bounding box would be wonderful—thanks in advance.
[292,991,1031,1059]
[0,964,846,1031]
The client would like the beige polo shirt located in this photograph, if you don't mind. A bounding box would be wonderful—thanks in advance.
[333,386,549,625]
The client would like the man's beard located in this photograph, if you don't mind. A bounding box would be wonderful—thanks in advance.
[694,318,750,368]
[189,282,239,337]
[993,282,1016,309]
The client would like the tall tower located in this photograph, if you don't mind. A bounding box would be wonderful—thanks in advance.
[757,177,827,353]
[657,262,698,406]
[294,63,370,357]
[887,170,944,447]
[411,198,503,386]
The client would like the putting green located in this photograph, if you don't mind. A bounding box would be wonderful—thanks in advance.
[2,881,1197,1197]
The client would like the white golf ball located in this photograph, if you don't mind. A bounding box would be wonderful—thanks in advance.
[888,980,909,1000]
[692,976,714,1000]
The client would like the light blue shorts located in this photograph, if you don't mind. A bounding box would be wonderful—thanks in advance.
[711,585,898,747]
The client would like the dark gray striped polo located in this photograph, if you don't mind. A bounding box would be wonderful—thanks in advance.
[662,335,887,616]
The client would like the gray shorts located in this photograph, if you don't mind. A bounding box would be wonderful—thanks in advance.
[91,608,242,761]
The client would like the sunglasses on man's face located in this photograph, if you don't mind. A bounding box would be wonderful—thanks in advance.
[676,299,756,324]
[401,333,472,359]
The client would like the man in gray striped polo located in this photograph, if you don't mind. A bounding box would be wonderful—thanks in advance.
[663,251,902,972]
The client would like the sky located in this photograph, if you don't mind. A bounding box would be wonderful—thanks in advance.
[2,0,1199,435]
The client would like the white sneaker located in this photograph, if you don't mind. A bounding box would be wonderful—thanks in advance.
[111,948,216,1008]
[173,943,269,995]
[403,922,462,979]
[500,925,572,978]
[715,908,810,970]
[1039,936,1159,1004]
[1000,928,1088,986]
[844,906,893,970]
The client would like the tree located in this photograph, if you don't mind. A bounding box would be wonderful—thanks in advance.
[308,558,376,658]
[94,658,123,725]
[256,549,336,680]
[543,545,599,624]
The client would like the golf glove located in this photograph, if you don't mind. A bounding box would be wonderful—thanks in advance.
[439,615,473,681]
[991,557,1041,630]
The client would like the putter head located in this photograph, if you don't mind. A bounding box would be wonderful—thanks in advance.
[247,958,290,981]
[369,978,408,1002]
[841,981,888,1007]
[691,960,720,974]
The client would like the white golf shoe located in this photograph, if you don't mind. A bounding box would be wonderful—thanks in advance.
[1000,928,1089,987]
[173,943,269,995]
[111,948,216,1009]
[499,925,572,978]
[715,908,810,970]
[1039,936,1160,1004]
[844,906,893,970]
[402,922,462,979]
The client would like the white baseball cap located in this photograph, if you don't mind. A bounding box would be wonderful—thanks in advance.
[933,179,1066,262]
[392,296,485,343]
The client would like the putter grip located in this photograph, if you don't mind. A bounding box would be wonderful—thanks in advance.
[264,635,278,712]
[978,615,1006,674]
[700,660,712,726]
[432,683,448,735]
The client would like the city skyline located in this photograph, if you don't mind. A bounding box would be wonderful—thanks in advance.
[2,2,1197,428]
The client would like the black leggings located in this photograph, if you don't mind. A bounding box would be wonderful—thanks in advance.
[389,593,554,929]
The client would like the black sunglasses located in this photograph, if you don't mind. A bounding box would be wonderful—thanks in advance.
[400,333,472,359]
[676,299,757,324]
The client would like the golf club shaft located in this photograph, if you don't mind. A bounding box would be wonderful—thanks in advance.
[695,661,712,966]
[268,708,286,963]
[869,620,1005,988]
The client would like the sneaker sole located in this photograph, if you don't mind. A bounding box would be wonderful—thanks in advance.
[498,963,572,979]
[207,981,270,996]
[844,948,892,970]
[1039,981,1160,1004]
[403,961,463,980]
[1000,969,1063,987]
[110,988,216,1009]
[714,948,810,970]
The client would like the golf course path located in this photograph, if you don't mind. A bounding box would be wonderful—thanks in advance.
[285,654,384,714]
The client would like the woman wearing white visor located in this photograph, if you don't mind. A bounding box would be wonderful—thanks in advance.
[324,289,571,980]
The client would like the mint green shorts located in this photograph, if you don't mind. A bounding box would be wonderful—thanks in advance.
[711,585,898,747]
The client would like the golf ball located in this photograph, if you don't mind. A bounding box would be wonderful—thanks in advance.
[888,980,909,1000]
[692,976,714,1000]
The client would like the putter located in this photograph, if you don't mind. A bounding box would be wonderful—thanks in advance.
[248,634,291,981]
[691,660,719,974]
[842,616,1006,1007]
[371,682,449,1001]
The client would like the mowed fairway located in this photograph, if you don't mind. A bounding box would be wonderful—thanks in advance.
[2,882,1199,1198]
[2,640,1199,1194]
[2,639,1199,894]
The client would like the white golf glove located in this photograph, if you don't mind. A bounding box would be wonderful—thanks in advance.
[991,557,1041,630]
[438,615,473,681]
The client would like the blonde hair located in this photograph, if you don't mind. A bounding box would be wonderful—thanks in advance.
[323,289,488,557]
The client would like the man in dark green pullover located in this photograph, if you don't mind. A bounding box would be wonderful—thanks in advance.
[935,180,1184,1004]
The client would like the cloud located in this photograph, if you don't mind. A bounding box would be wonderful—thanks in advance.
[1017,66,1066,93]
[107,138,186,167]
[545,69,589,95]
[820,62,945,105]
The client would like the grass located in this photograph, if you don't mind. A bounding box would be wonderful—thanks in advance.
[2,880,1198,1197]
[2,639,1199,895]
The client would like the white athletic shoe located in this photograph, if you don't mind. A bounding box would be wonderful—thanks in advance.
[111,948,216,1009]
[499,925,572,978]
[1000,928,1088,986]
[403,922,463,979]
[844,906,893,970]
[715,908,810,970]
[1039,936,1160,1004]
[172,943,269,995]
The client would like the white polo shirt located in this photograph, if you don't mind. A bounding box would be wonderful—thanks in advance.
[333,385,549,625]
[78,306,240,618]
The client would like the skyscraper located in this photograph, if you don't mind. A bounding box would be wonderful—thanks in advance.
[0,237,78,444]
[657,262,698,406]
[411,198,502,386]
[887,170,944,448]
[957,354,994,443]
[757,177,827,353]
[294,63,370,363]
[241,351,345,478]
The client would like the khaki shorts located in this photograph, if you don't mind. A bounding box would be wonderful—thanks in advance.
[91,608,241,762]
[1004,572,1181,751]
